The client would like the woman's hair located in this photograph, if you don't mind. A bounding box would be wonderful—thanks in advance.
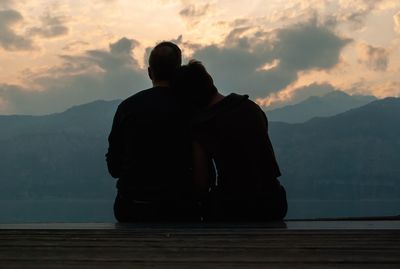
[173,60,217,109]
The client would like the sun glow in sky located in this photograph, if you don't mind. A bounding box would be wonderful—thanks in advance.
[0,0,400,114]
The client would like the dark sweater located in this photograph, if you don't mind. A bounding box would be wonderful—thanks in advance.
[106,86,193,201]
[192,93,282,197]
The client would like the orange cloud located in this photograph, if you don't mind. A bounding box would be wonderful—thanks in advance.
[0,9,34,51]
[357,43,389,71]
[368,81,400,98]
[395,11,400,33]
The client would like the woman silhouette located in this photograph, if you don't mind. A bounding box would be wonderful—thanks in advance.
[174,60,287,221]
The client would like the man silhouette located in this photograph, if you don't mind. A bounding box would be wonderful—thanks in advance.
[106,42,198,222]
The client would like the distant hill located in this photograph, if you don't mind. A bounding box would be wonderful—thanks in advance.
[0,97,399,221]
[0,100,121,222]
[0,99,121,140]
[0,99,121,197]
[265,91,377,123]
[269,97,400,217]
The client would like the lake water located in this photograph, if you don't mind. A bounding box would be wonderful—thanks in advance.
[0,199,399,223]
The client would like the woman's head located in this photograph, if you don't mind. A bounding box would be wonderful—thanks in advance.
[174,60,217,109]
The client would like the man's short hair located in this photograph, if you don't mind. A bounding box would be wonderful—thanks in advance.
[149,41,182,81]
[173,60,217,108]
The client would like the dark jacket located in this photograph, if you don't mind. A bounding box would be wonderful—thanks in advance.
[192,93,282,197]
[106,86,193,201]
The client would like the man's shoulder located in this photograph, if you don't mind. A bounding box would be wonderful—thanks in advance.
[122,87,155,104]
[118,87,157,110]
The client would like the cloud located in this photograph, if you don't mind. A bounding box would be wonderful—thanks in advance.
[332,0,398,28]
[179,3,211,26]
[62,41,90,52]
[372,81,400,98]
[0,9,33,51]
[109,37,138,55]
[82,37,140,73]
[395,11,400,33]
[0,37,149,115]
[0,93,11,114]
[0,18,356,114]
[260,83,337,109]
[352,81,400,98]
[335,1,379,28]
[275,22,350,70]
[0,83,27,114]
[357,43,389,71]
[180,3,209,18]
[286,83,336,101]
[0,0,14,8]
[28,13,69,38]
[191,21,350,99]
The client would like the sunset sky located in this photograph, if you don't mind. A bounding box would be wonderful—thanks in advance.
[0,0,399,114]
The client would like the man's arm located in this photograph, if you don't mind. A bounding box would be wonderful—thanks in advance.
[192,140,215,198]
[106,105,124,178]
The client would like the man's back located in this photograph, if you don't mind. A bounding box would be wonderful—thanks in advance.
[106,41,199,222]
[107,86,194,203]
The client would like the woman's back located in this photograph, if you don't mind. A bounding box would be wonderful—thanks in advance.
[192,93,287,220]
[174,60,287,221]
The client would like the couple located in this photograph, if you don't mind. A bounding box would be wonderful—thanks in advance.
[106,41,287,222]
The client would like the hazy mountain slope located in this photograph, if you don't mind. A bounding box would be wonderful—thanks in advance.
[266,91,377,123]
[0,99,121,139]
[270,97,400,201]
[0,100,121,200]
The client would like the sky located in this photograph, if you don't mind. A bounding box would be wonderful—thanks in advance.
[0,0,399,114]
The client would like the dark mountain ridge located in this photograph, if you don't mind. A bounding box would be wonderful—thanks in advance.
[0,99,121,140]
[270,97,400,201]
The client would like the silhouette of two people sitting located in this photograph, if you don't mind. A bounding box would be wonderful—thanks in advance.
[106,42,287,222]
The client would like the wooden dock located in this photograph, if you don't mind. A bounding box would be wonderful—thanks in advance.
[1,221,400,268]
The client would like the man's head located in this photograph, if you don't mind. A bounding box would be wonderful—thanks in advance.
[148,41,182,84]
[173,60,217,108]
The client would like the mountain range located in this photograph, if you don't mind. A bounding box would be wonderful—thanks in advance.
[265,90,377,123]
[0,96,399,222]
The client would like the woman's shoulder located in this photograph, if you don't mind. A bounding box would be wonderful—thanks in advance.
[192,93,266,126]
[191,93,243,123]
[229,93,265,115]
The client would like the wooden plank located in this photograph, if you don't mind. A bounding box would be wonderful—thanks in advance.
[0,222,400,268]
